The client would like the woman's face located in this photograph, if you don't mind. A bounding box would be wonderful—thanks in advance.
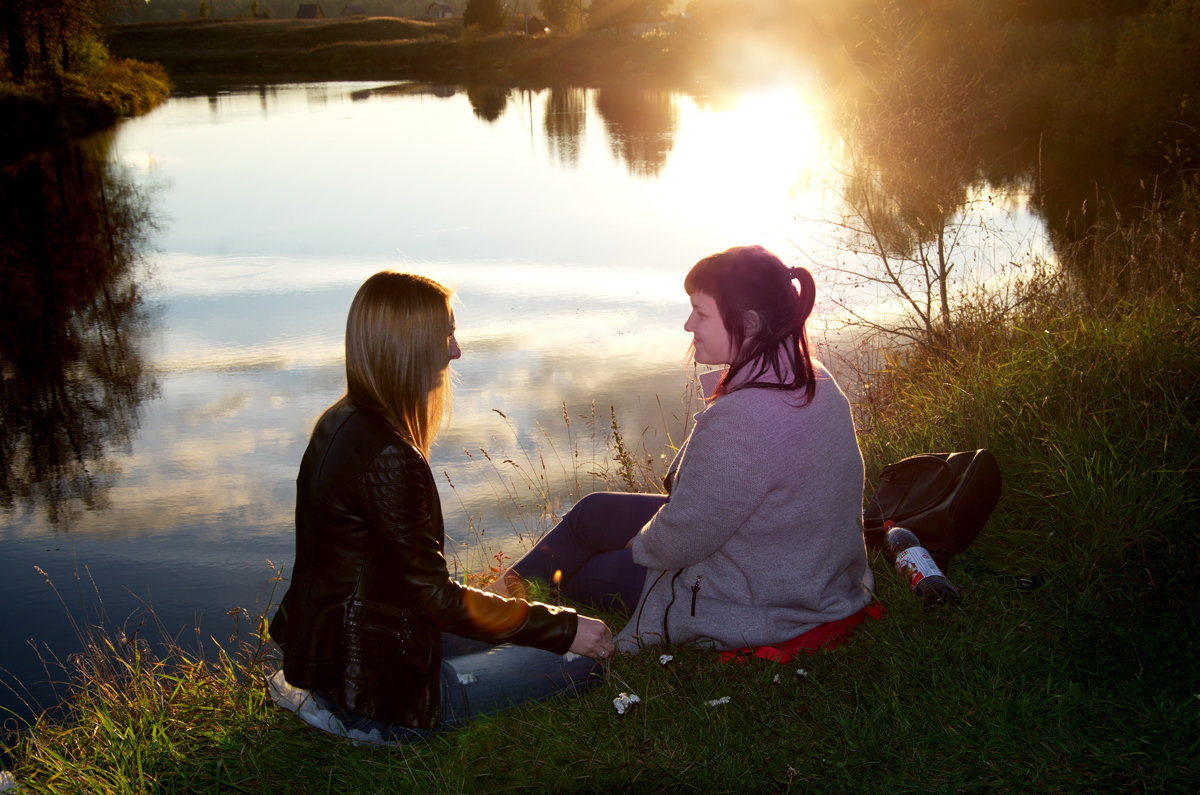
[448,312,462,362]
[684,291,734,365]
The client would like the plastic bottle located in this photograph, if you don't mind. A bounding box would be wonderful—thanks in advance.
[884,521,961,606]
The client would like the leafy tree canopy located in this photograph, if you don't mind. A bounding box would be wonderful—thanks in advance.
[464,0,507,33]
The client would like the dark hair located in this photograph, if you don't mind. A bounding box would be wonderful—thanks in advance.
[683,245,817,404]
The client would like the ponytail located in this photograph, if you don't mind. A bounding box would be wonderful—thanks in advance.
[685,246,818,406]
[788,266,816,328]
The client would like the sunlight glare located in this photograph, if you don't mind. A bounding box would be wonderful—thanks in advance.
[666,83,826,249]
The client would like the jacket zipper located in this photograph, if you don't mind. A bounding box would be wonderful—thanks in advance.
[690,576,702,617]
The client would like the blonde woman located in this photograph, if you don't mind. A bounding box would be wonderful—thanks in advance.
[270,272,612,743]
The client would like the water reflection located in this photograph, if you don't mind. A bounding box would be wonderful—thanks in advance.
[544,87,587,166]
[817,25,1051,339]
[841,51,1000,248]
[595,86,678,177]
[467,84,511,123]
[0,137,156,525]
[0,77,1065,727]
[349,82,457,101]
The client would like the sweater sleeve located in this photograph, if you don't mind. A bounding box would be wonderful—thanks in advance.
[632,397,773,570]
[363,446,578,655]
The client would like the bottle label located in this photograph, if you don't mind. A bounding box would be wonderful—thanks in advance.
[894,547,942,589]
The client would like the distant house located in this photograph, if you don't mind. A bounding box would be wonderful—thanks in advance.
[427,2,453,19]
[341,4,365,16]
[296,4,325,18]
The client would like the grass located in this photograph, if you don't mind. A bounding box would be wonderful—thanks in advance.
[445,400,688,585]
[5,4,1200,789]
[4,179,1199,792]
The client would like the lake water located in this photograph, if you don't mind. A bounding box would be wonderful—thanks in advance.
[0,79,1049,725]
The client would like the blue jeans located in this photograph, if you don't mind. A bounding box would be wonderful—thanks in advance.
[315,632,602,743]
[509,491,668,612]
[316,492,664,743]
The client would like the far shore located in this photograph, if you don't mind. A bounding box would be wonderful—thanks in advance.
[102,17,703,93]
[4,17,703,164]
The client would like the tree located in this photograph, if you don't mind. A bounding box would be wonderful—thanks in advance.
[539,0,583,31]
[1,1,30,82]
[817,0,1028,346]
[1,0,107,82]
[464,0,508,33]
[587,0,672,32]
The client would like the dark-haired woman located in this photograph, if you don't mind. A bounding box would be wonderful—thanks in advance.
[269,271,612,744]
[490,246,875,656]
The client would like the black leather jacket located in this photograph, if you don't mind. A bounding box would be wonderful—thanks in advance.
[269,402,578,728]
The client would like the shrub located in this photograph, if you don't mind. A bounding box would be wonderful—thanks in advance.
[67,35,110,76]
[463,0,506,33]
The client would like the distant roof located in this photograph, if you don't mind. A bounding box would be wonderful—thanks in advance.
[296,4,325,18]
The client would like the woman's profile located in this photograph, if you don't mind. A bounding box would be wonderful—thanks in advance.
[491,245,876,658]
[269,271,613,744]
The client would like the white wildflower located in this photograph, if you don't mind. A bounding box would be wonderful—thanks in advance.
[706,696,731,707]
[613,691,640,715]
[659,654,674,666]
[456,673,477,685]
[796,668,808,678]
[773,674,781,684]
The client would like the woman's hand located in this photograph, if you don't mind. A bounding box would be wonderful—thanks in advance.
[569,615,615,660]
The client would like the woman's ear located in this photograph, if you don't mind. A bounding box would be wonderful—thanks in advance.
[743,310,762,336]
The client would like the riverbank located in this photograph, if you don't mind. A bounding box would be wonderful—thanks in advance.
[103,17,695,92]
[3,180,1197,790]
[0,57,170,165]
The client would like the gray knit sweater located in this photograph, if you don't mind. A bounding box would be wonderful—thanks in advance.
[615,361,874,653]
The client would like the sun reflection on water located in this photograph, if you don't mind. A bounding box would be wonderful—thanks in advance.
[665,81,828,248]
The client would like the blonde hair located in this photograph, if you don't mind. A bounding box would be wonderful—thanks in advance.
[341,271,454,455]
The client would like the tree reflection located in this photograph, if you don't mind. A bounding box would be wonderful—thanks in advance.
[544,87,587,166]
[467,84,511,123]
[0,136,156,524]
[823,3,1030,343]
[595,86,678,178]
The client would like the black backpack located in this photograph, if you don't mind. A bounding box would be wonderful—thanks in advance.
[862,449,1002,570]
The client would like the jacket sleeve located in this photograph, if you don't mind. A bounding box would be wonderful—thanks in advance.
[362,445,578,655]
[632,398,774,570]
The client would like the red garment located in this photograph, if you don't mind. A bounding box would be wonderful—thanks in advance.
[719,601,885,664]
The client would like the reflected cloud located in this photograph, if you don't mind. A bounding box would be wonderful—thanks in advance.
[436,359,700,555]
[3,373,309,541]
